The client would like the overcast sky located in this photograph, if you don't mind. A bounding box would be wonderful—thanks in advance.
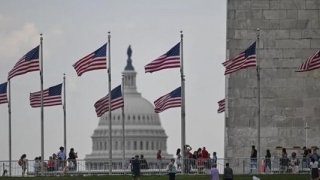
[0,0,226,161]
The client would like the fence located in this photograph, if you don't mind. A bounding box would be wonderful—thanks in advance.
[0,156,312,177]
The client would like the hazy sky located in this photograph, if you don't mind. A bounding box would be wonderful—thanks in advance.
[0,0,226,161]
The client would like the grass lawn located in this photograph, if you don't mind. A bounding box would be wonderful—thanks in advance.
[0,174,309,180]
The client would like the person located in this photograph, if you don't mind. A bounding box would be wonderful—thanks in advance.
[289,152,300,173]
[2,169,7,176]
[310,158,319,180]
[68,148,78,171]
[176,148,181,169]
[280,148,288,173]
[264,149,271,172]
[18,154,28,176]
[157,150,162,169]
[250,145,257,174]
[52,153,58,171]
[202,147,210,169]
[57,146,66,170]
[131,155,141,180]
[223,163,233,180]
[34,157,41,175]
[212,152,218,165]
[47,156,55,171]
[167,158,177,180]
[210,163,219,180]
[184,144,192,173]
[140,154,149,169]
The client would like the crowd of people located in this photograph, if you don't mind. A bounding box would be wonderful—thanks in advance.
[16,144,320,179]
[17,146,78,176]
[250,145,320,179]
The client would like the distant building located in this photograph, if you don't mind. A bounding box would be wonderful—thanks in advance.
[85,46,173,170]
[226,0,320,173]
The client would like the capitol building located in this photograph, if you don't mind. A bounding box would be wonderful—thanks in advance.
[85,46,173,169]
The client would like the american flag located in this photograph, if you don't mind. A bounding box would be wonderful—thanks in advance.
[145,42,180,73]
[223,42,256,75]
[94,85,124,117]
[8,46,40,80]
[30,84,62,108]
[217,99,225,113]
[0,82,8,104]
[154,87,181,113]
[73,43,107,76]
[297,50,320,72]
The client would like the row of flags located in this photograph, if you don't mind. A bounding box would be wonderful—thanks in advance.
[217,42,320,113]
[0,41,182,116]
[1,41,320,115]
[1,40,320,116]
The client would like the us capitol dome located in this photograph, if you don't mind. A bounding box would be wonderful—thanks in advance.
[85,46,173,170]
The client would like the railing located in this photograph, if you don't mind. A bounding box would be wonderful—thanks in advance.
[0,157,312,177]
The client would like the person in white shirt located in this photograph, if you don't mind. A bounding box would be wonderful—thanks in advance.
[310,158,319,180]
[57,146,66,170]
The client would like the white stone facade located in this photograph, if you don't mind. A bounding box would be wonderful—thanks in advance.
[226,0,320,172]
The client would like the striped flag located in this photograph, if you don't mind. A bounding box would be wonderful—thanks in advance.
[8,46,40,80]
[30,84,62,108]
[0,82,8,104]
[94,85,124,117]
[73,43,107,76]
[296,50,320,72]
[154,87,181,113]
[223,42,256,75]
[145,43,180,73]
[217,99,225,113]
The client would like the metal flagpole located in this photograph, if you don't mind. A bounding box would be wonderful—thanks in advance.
[8,80,12,176]
[305,122,310,147]
[180,31,186,174]
[121,76,125,171]
[256,28,261,171]
[40,33,45,175]
[63,74,67,155]
[107,32,113,175]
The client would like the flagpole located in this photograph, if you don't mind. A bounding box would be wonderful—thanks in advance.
[180,31,186,174]
[121,76,125,171]
[40,33,45,175]
[256,28,261,172]
[8,80,12,176]
[63,74,67,156]
[107,31,113,175]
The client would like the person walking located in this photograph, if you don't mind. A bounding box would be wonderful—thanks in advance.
[18,154,28,176]
[131,155,141,180]
[310,158,319,180]
[167,158,177,180]
[210,163,219,180]
[250,145,257,174]
[264,149,271,172]
[223,163,233,180]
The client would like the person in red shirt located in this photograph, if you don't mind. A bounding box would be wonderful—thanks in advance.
[202,147,209,159]
[201,147,210,169]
